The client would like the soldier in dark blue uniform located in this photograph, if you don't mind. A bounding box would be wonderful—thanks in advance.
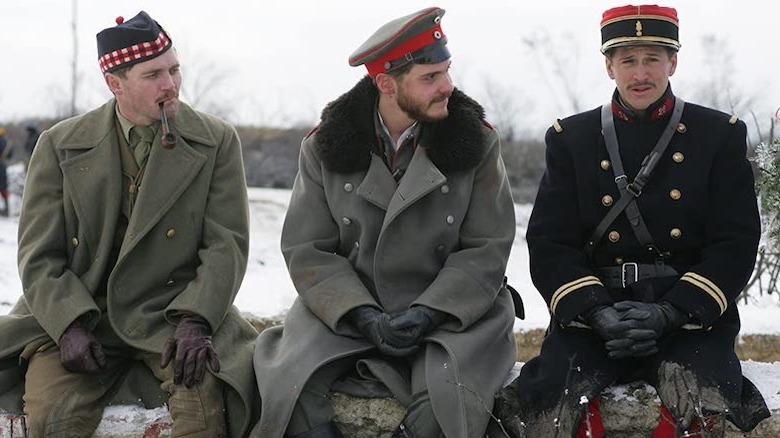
[495,5,770,438]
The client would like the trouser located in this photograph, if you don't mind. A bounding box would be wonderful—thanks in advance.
[23,347,226,438]
[287,352,442,438]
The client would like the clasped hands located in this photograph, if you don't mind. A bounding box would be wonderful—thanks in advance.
[584,301,688,359]
[347,305,447,357]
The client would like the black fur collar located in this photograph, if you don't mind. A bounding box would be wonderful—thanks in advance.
[314,76,488,174]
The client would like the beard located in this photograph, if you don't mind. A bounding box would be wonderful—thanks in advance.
[396,86,450,123]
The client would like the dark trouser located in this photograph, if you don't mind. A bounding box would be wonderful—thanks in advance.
[23,347,226,438]
[287,352,441,438]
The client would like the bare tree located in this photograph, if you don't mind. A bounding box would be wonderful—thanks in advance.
[180,58,239,121]
[480,77,531,143]
[70,0,79,117]
[521,29,584,116]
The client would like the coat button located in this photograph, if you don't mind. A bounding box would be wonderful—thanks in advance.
[614,257,624,265]
[670,228,682,239]
[166,228,176,238]
[676,123,687,133]
[166,279,175,286]
[600,160,611,171]
[669,189,681,200]
[344,183,354,193]
[436,244,445,252]
[440,185,450,194]
[601,195,614,207]
[354,241,359,249]
[71,237,79,247]
[672,152,684,163]
[446,215,455,225]
[342,217,352,226]
[608,230,620,243]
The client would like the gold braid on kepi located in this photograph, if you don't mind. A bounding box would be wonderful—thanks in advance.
[600,4,680,54]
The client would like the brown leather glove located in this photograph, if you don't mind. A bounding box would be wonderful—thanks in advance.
[160,315,220,387]
[59,318,106,374]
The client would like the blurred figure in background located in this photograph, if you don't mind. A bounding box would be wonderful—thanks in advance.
[23,124,40,172]
[0,127,9,216]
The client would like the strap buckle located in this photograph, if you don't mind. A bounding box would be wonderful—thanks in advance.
[621,262,638,288]
[626,183,642,197]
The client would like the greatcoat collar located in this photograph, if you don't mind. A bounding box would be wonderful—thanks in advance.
[314,76,489,175]
[55,99,218,151]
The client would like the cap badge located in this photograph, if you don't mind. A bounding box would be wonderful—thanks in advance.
[635,20,643,37]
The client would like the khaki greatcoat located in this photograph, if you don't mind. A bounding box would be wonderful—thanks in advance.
[0,100,258,437]
[252,77,517,438]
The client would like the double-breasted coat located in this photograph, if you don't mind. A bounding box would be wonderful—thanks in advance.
[0,100,259,437]
[252,77,517,438]
[497,88,769,436]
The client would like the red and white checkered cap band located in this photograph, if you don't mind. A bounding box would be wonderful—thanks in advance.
[98,31,171,73]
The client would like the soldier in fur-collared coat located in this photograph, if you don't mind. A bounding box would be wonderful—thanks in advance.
[252,8,516,438]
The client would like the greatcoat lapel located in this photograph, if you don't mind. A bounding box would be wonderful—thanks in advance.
[119,103,211,256]
[383,147,446,230]
[58,101,122,257]
[355,154,397,211]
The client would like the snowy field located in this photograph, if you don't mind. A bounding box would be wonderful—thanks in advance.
[0,164,778,336]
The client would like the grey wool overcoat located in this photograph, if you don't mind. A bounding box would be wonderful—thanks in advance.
[0,100,259,437]
[252,77,517,438]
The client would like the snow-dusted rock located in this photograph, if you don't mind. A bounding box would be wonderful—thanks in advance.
[1,361,778,437]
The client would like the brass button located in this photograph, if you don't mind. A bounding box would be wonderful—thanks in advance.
[676,123,687,133]
[166,228,176,238]
[341,217,352,226]
[71,237,79,247]
[601,195,614,207]
[440,185,450,194]
[600,160,611,171]
[672,152,684,163]
[669,189,681,200]
[608,230,620,243]
[670,228,682,239]
[614,257,624,265]
[344,183,354,193]
[446,215,455,225]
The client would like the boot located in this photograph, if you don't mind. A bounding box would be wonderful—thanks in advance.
[391,423,418,438]
[290,421,344,438]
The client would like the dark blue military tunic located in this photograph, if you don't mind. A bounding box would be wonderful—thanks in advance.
[497,86,770,436]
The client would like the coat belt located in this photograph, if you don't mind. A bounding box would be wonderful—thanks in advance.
[598,263,679,288]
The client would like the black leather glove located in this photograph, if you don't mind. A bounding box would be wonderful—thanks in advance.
[160,315,220,387]
[584,305,658,359]
[614,301,689,338]
[387,305,448,346]
[59,318,106,374]
[347,306,419,357]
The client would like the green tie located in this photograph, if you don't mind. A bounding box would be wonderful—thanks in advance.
[131,125,154,168]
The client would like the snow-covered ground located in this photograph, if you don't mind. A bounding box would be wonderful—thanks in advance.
[0,165,778,335]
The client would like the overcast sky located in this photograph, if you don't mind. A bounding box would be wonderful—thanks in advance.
[1,0,778,134]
